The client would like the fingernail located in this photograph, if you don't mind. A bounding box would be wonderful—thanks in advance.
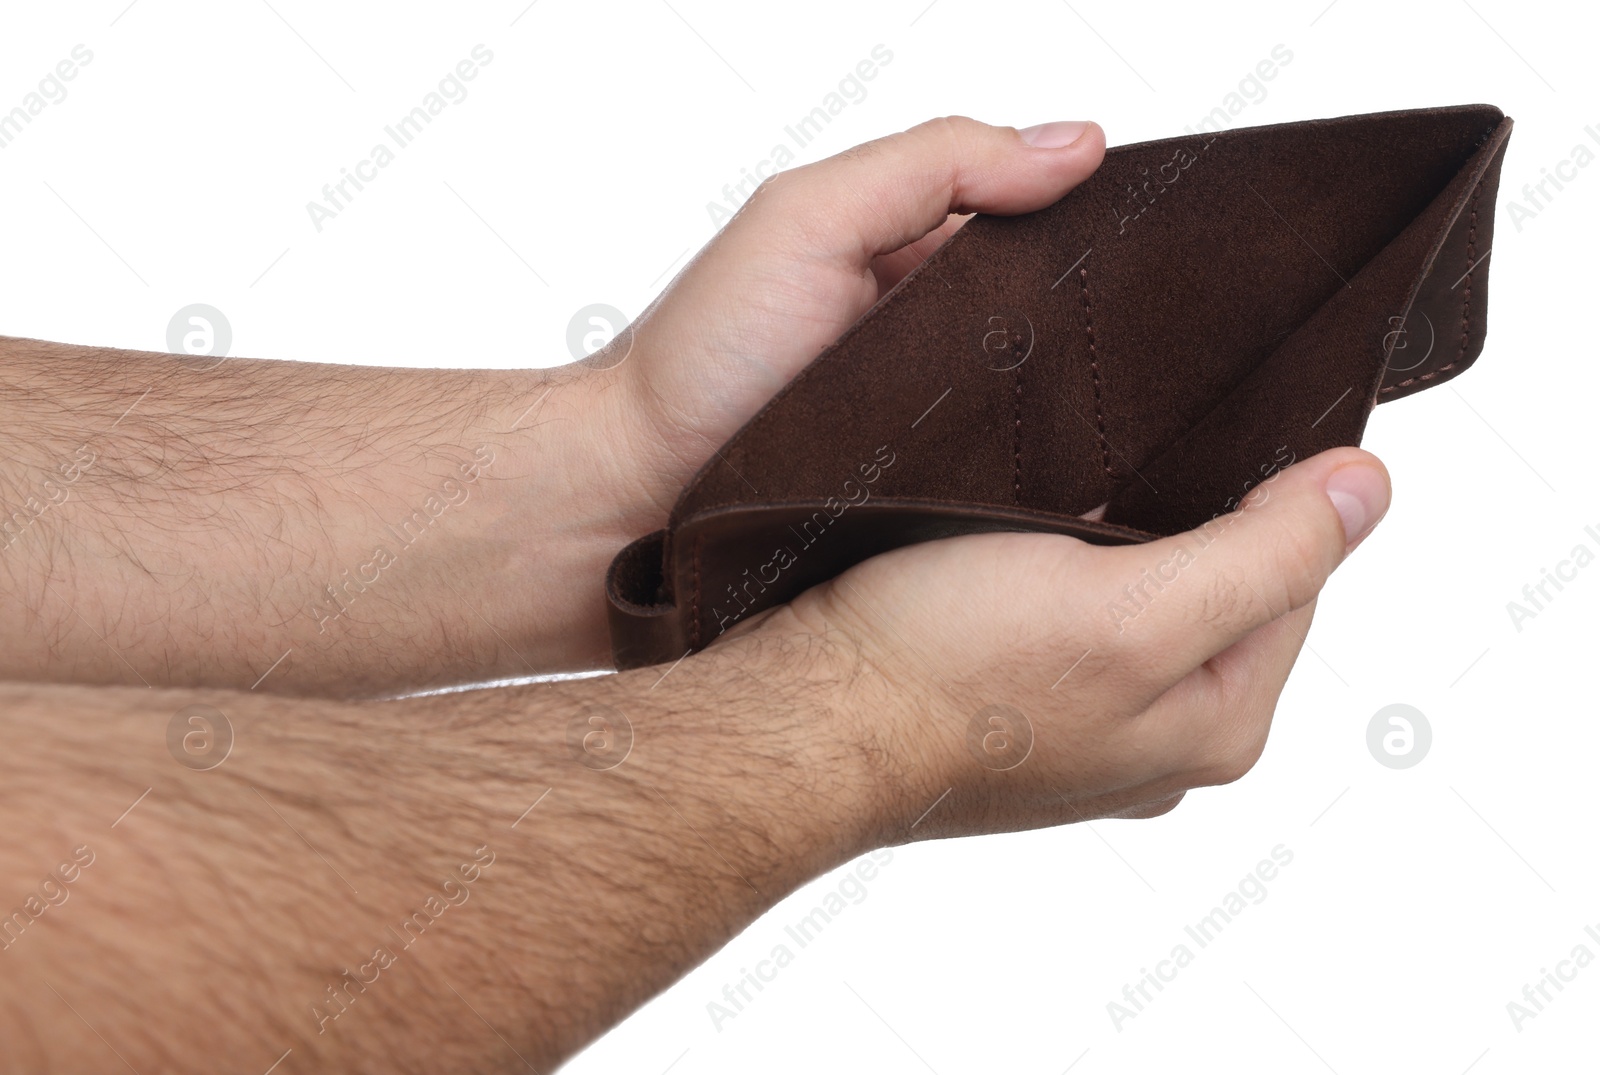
[1019,121,1090,148]
[1324,464,1390,546]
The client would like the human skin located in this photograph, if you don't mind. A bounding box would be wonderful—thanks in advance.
[0,117,1391,1071]
[0,117,1114,697]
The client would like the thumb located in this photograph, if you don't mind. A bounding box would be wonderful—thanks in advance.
[730,114,1106,269]
[1095,447,1391,673]
[616,116,1105,481]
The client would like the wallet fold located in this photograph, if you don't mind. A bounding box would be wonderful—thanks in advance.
[607,104,1514,670]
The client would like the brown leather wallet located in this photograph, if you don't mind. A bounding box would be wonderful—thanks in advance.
[606,104,1513,670]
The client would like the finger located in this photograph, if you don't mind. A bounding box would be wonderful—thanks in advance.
[1112,599,1316,800]
[1203,601,1317,691]
[622,117,1104,450]
[745,115,1105,271]
[1168,599,1314,738]
[1096,447,1389,682]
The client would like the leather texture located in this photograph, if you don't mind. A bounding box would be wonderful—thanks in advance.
[607,104,1514,670]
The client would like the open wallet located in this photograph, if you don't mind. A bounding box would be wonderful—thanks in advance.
[606,103,1514,670]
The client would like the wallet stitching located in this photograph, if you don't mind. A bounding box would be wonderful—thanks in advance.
[1379,180,1483,394]
[691,535,703,649]
[1456,185,1480,370]
[1078,267,1113,476]
[1012,348,1024,504]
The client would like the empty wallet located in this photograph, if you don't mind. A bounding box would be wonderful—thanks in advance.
[606,103,1513,670]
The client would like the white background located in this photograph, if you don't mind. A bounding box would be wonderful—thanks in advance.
[1,1,1595,1072]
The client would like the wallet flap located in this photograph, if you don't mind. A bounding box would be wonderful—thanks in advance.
[669,105,1507,529]
[1104,112,1513,534]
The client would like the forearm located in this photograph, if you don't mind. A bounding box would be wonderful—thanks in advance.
[0,615,877,1072]
[0,335,645,695]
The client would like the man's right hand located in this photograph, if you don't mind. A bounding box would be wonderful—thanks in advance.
[748,445,1391,842]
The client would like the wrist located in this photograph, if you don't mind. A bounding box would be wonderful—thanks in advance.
[506,355,732,671]
[409,350,725,677]
[461,363,655,671]
[745,596,978,847]
[721,605,926,856]
[297,362,652,682]
[628,613,895,888]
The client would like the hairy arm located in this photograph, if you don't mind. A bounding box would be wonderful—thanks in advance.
[0,117,1387,1071]
[0,620,878,1072]
[0,335,647,695]
[0,117,1114,699]
[0,433,1382,1072]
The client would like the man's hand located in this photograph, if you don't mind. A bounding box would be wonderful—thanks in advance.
[0,117,1104,695]
[750,444,1390,840]
[0,112,1398,1074]
[581,115,1107,536]
[0,439,1389,1074]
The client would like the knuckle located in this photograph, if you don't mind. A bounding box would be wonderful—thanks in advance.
[1211,739,1266,785]
[721,170,797,234]
[1103,790,1189,820]
[832,134,889,166]
[1196,687,1276,786]
[1193,569,1257,633]
[915,115,983,190]
[933,113,984,155]
[746,169,798,215]
[917,114,979,140]
[750,170,786,200]
[1138,793,1186,818]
